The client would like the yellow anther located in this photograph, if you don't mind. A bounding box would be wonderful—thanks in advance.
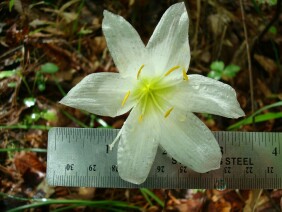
[137,64,145,79]
[138,114,143,122]
[164,66,180,76]
[121,90,130,106]
[164,107,174,118]
[182,69,188,81]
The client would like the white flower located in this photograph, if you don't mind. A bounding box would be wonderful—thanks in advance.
[60,2,245,184]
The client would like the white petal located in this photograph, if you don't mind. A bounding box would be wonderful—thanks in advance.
[117,103,160,184]
[160,111,222,173]
[102,10,145,78]
[60,72,135,117]
[146,2,190,75]
[170,75,245,118]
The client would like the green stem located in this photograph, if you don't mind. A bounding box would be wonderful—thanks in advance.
[61,110,88,128]
[19,71,32,96]
[0,124,50,130]
[0,148,47,153]
[52,75,66,96]
[0,192,140,212]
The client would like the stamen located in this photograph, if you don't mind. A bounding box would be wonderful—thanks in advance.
[138,114,143,122]
[137,64,145,79]
[164,66,180,76]
[121,90,130,106]
[182,68,188,81]
[164,107,174,118]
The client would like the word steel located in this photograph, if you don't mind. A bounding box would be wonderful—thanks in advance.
[47,128,282,189]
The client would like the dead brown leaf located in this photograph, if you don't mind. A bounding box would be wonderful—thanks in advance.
[14,152,45,175]
[254,54,278,75]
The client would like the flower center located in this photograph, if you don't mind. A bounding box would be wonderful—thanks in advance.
[121,64,188,122]
[137,79,163,121]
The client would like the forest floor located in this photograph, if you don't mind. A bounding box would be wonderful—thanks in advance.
[0,0,282,211]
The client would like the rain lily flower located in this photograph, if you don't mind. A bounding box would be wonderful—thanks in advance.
[60,2,245,184]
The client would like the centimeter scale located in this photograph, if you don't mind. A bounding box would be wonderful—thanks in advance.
[47,128,282,189]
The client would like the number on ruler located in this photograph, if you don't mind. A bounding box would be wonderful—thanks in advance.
[88,165,96,171]
[272,147,278,156]
[224,167,231,174]
[179,166,187,173]
[157,166,165,173]
[65,164,74,171]
[245,166,253,174]
[220,146,224,154]
[172,158,177,164]
[112,165,118,172]
[267,166,274,174]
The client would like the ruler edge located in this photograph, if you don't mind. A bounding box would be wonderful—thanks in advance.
[46,127,282,189]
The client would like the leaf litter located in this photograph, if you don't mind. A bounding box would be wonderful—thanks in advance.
[0,0,282,211]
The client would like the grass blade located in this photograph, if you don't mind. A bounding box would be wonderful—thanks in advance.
[140,188,164,207]
[228,101,282,130]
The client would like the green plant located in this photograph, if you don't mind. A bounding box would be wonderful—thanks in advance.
[0,70,15,79]
[0,192,140,212]
[140,188,164,208]
[9,0,15,11]
[256,0,277,6]
[228,101,282,130]
[34,62,59,92]
[208,61,241,80]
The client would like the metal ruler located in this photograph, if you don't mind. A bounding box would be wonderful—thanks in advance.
[47,128,282,189]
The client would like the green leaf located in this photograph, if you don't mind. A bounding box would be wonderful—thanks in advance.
[0,70,15,79]
[9,0,15,12]
[223,64,241,78]
[40,63,59,74]
[231,112,282,127]
[224,64,240,73]
[210,61,225,72]
[268,26,277,35]
[269,0,277,5]
[38,83,46,91]
[208,70,222,80]
[8,82,17,87]
[252,112,282,122]
[41,110,57,121]
[78,27,93,35]
[228,101,282,130]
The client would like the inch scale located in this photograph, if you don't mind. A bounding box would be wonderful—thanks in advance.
[47,128,282,189]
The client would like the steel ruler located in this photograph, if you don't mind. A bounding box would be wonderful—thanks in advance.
[46,128,282,189]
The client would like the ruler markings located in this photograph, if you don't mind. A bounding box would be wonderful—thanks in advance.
[71,175,73,187]
[54,131,57,151]
[47,128,282,189]
[279,133,281,154]
[52,171,54,185]
[265,133,267,147]
[251,132,254,150]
